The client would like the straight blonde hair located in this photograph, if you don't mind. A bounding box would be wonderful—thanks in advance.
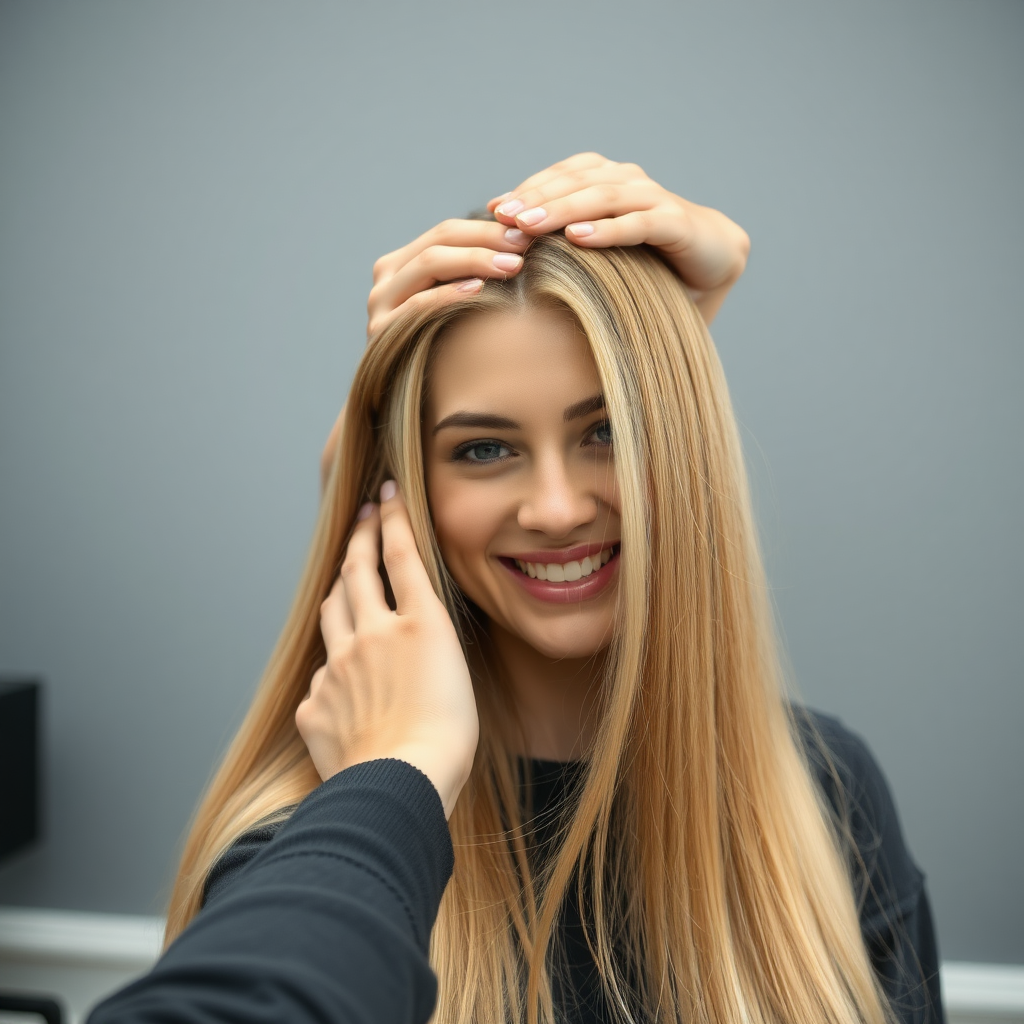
[166,234,892,1024]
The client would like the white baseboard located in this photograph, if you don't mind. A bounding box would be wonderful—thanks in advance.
[0,909,162,1024]
[0,908,162,968]
[942,962,1024,1020]
[2,907,1022,1023]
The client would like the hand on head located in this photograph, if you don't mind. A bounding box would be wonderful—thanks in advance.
[365,151,750,343]
[487,152,750,321]
[295,482,479,819]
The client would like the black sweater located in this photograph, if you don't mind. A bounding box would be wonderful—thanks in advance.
[89,710,944,1024]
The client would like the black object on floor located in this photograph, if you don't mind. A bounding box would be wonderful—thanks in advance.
[0,678,40,861]
[0,991,64,1024]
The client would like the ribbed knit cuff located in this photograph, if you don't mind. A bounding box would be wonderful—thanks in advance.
[269,758,454,947]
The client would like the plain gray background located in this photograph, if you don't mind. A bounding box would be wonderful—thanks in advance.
[0,0,1021,965]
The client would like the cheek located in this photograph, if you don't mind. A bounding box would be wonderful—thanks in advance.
[428,478,502,585]
[588,459,621,522]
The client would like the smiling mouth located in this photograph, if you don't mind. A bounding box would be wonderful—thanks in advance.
[503,544,620,582]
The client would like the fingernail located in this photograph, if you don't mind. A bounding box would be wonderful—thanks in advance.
[380,480,397,502]
[493,253,522,272]
[567,222,594,237]
[496,199,525,217]
[504,227,529,245]
[516,207,546,227]
[457,278,483,293]
[357,502,374,520]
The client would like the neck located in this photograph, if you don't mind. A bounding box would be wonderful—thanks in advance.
[487,622,605,761]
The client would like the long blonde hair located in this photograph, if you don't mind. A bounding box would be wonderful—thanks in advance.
[166,234,891,1024]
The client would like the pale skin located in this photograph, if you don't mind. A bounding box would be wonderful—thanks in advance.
[424,309,619,761]
[299,154,749,816]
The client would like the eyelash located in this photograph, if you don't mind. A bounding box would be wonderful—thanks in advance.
[450,421,613,465]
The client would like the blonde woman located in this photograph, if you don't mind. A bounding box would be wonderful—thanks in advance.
[91,155,942,1024]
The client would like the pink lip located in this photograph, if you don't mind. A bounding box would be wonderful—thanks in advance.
[498,546,620,604]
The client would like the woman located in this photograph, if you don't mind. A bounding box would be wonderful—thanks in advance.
[92,156,941,1024]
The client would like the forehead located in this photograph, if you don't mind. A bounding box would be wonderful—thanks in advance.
[425,307,600,418]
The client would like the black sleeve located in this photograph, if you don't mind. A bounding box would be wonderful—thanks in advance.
[795,709,946,1024]
[88,758,454,1024]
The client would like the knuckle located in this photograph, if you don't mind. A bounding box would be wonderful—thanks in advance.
[418,246,443,271]
[434,218,460,242]
[354,623,386,655]
[396,616,420,642]
[327,645,351,675]
[384,542,411,572]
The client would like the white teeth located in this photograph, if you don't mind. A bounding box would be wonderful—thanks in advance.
[515,546,617,581]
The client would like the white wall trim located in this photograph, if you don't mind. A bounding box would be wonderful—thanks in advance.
[943,962,1024,1017]
[2,907,1022,1019]
[0,908,163,968]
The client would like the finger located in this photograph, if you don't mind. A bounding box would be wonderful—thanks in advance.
[340,503,388,627]
[369,245,522,323]
[320,570,354,651]
[495,163,644,223]
[563,207,689,249]
[373,219,528,287]
[487,152,612,211]
[368,278,486,339]
[378,480,435,616]
[509,181,662,235]
[491,159,639,224]
[563,212,654,249]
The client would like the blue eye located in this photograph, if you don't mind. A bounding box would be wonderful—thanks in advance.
[454,440,513,464]
[589,421,612,446]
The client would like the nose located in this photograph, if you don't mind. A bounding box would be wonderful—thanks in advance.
[516,452,598,539]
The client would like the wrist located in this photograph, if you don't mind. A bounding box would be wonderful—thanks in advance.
[384,741,475,820]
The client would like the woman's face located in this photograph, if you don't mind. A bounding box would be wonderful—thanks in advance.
[423,306,621,660]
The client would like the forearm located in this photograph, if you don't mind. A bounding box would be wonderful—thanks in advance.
[89,760,453,1024]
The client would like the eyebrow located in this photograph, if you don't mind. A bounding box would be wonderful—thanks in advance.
[432,393,605,435]
[562,393,605,422]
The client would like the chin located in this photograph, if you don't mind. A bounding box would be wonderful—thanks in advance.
[508,618,614,661]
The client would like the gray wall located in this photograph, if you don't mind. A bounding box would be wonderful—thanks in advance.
[0,0,1020,965]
